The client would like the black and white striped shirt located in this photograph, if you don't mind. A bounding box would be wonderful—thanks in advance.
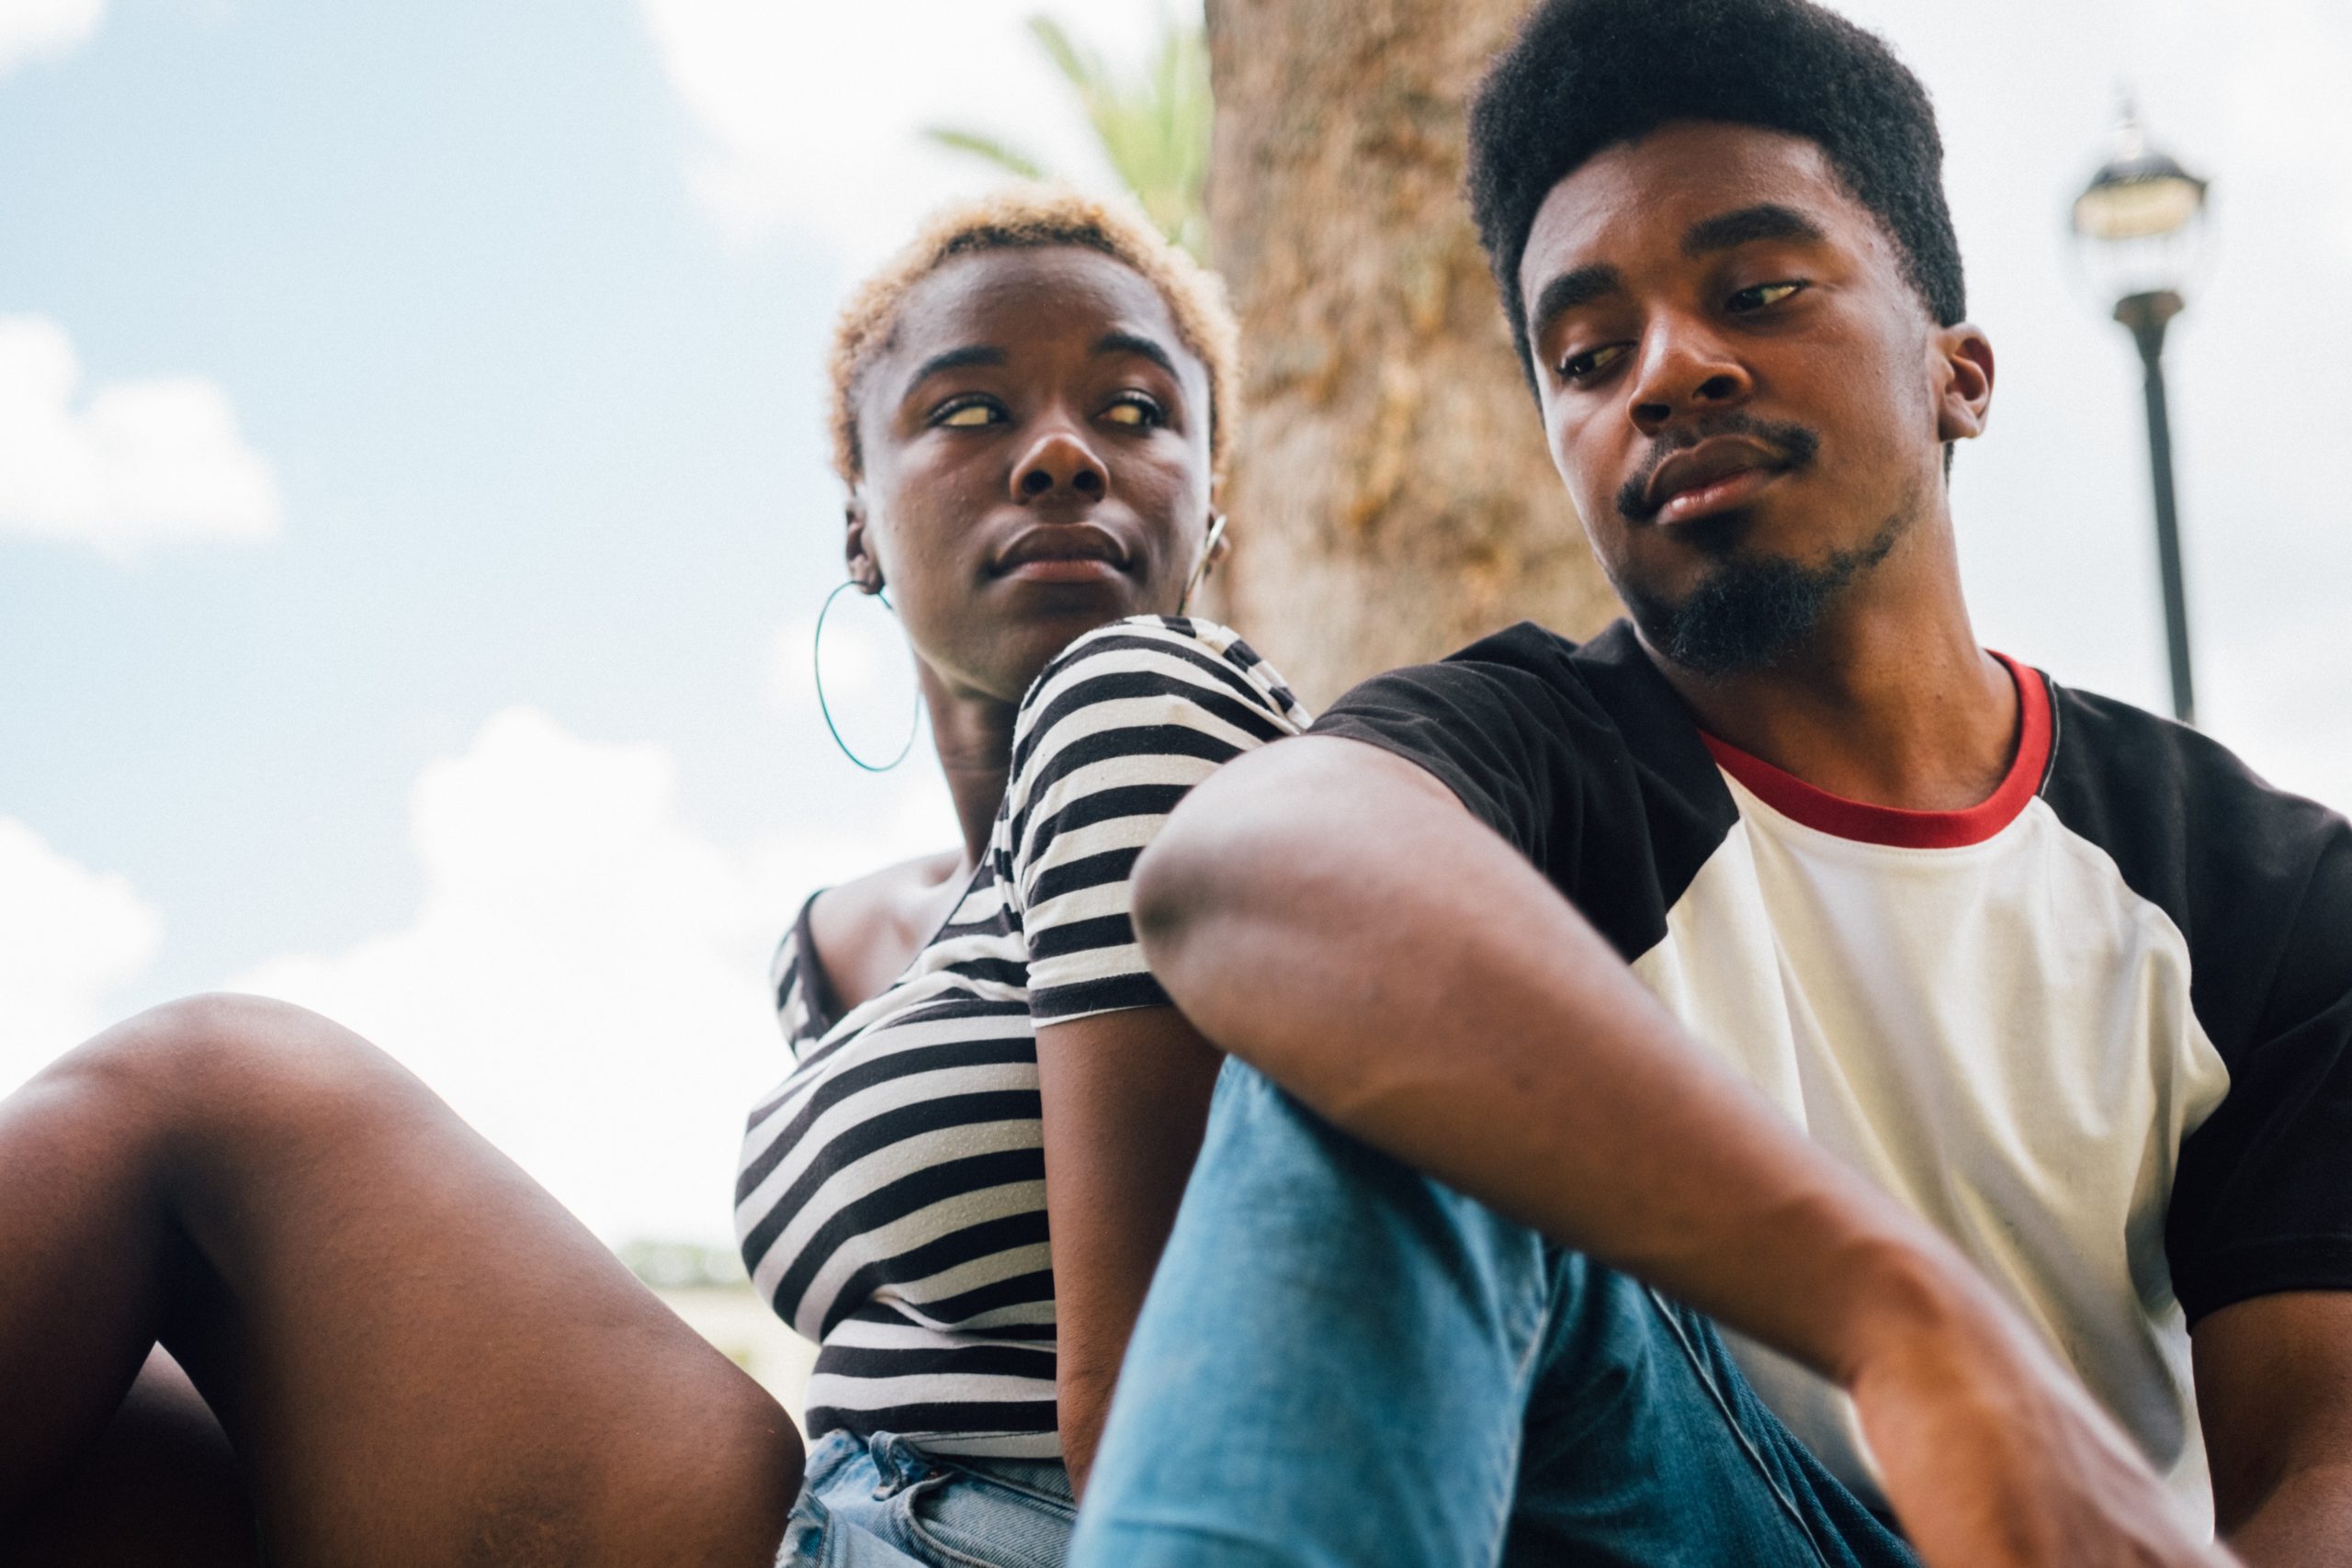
[735,617,1306,1456]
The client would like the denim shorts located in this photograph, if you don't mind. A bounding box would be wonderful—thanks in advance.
[775,1428,1076,1568]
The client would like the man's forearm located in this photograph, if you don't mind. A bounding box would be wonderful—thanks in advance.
[1134,735,1996,1387]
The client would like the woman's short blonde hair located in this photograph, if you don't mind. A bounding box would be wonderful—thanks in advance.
[827,184,1239,489]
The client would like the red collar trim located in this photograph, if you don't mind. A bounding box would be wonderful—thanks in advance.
[1698,654,2051,849]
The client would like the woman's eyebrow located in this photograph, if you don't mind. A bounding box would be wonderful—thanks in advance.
[1093,331,1182,381]
[1681,203,1826,257]
[901,344,1006,400]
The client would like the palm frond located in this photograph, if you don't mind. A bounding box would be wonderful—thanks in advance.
[922,125,1052,182]
[1026,15,1102,100]
[921,7,1213,262]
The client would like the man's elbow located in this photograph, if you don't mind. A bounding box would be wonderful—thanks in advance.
[1132,757,1283,1000]
[1136,739,1371,1016]
[1131,806,1222,980]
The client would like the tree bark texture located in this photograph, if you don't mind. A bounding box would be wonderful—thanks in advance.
[1201,0,1619,708]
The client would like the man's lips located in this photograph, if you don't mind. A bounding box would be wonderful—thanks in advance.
[1655,465,1782,526]
[991,524,1129,579]
[1642,437,1792,526]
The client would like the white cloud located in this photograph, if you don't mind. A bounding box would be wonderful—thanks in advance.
[230,706,947,1246]
[0,818,162,1094]
[0,0,103,76]
[0,315,279,557]
[635,0,1148,266]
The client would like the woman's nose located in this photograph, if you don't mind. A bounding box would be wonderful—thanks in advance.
[1012,429,1108,502]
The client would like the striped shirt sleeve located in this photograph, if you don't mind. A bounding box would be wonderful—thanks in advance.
[999,615,1307,1025]
[770,891,833,1055]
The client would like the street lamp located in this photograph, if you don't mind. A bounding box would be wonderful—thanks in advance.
[2072,106,2210,726]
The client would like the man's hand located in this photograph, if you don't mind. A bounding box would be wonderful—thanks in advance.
[1845,1264,2235,1566]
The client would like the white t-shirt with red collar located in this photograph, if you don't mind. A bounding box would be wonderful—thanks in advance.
[1317,621,2352,1529]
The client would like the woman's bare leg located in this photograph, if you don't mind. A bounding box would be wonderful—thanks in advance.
[0,994,802,1566]
[9,1348,261,1567]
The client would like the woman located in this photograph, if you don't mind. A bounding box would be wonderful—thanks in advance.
[745,186,1304,1565]
[0,186,1301,1568]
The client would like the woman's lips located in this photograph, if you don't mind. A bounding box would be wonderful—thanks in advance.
[999,555,1126,583]
[991,522,1129,579]
[1656,464,1780,526]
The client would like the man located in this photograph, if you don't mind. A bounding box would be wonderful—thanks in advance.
[1067,0,2352,1563]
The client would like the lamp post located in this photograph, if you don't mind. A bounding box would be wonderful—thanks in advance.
[2072,107,2209,726]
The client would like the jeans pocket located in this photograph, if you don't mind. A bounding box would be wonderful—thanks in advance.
[780,1433,935,1568]
[798,1429,864,1495]
[902,1467,1075,1568]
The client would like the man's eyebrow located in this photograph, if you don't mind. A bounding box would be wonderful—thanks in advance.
[1682,203,1826,257]
[1093,331,1182,380]
[1528,264,1624,338]
[901,344,1006,400]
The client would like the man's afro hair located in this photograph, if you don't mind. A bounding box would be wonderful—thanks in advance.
[1466,0,1966,386]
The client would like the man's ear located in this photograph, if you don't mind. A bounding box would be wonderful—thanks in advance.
[1934,324,1996,444]
[842,491,884,592]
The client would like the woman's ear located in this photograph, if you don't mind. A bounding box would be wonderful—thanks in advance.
[1180,511,1229,615]
[1203,510,1231,571]
[1933,323,1996,445]
[842,492,884,592]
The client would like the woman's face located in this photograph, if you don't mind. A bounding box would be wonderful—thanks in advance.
[848,245,1216,705]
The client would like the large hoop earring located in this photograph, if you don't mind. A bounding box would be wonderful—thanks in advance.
[814,579,923,773]
[1178,513,1227,617]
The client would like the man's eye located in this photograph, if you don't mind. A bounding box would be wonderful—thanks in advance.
[1558,343,1627,381]
[933,400,1001,428]
[1103,395,1163,427]
[1729,280,1805,313]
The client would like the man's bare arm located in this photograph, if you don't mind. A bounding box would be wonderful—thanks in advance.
[2197,1292,2352,1565]
[1132,735,2227,1568]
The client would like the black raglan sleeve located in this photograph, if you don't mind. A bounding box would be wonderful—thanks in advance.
[1307,621,1736,965]
[2166,810,2352,1322]
[1306,626,1611,874]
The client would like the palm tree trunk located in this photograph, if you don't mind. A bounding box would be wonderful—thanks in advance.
[1201,0,1618,707]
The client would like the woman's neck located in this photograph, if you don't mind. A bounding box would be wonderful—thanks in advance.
[919,664,1019,870]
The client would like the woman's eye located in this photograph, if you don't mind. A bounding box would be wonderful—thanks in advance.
[1558,343,1627,382]
[1102,395,1163,428]
[933,399,1001,428]
[1729,280,1805,313]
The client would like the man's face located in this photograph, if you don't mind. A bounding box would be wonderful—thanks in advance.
[1517,120,1987,674]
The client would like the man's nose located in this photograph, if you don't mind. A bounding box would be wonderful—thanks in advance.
[1012,429,1108,502]
[1628,319,1753,437]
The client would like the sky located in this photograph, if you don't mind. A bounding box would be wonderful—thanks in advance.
[3,0,2348,1248]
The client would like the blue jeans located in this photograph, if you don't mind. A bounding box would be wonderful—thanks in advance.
[776,1429,1075,1568]
[1070,1061,1922,1567]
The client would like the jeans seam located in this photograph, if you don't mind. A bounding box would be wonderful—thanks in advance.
[1645,1288,1836,1566]
[1476,1249,1555,1560]
[923,1459,1075,1517]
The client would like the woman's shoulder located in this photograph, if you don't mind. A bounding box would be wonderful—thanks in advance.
[1015,615,1310,743]
[786,848,966,1037]
[1039,613,1288,682]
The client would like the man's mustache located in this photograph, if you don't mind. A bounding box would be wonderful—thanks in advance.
[1615,414,1822,523]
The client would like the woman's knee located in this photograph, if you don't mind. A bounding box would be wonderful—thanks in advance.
[39,994,407,1140]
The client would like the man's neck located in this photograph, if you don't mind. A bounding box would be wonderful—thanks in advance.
[1649,580,2020,816]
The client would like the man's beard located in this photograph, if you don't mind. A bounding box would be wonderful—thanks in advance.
[1622,513,1905,678]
